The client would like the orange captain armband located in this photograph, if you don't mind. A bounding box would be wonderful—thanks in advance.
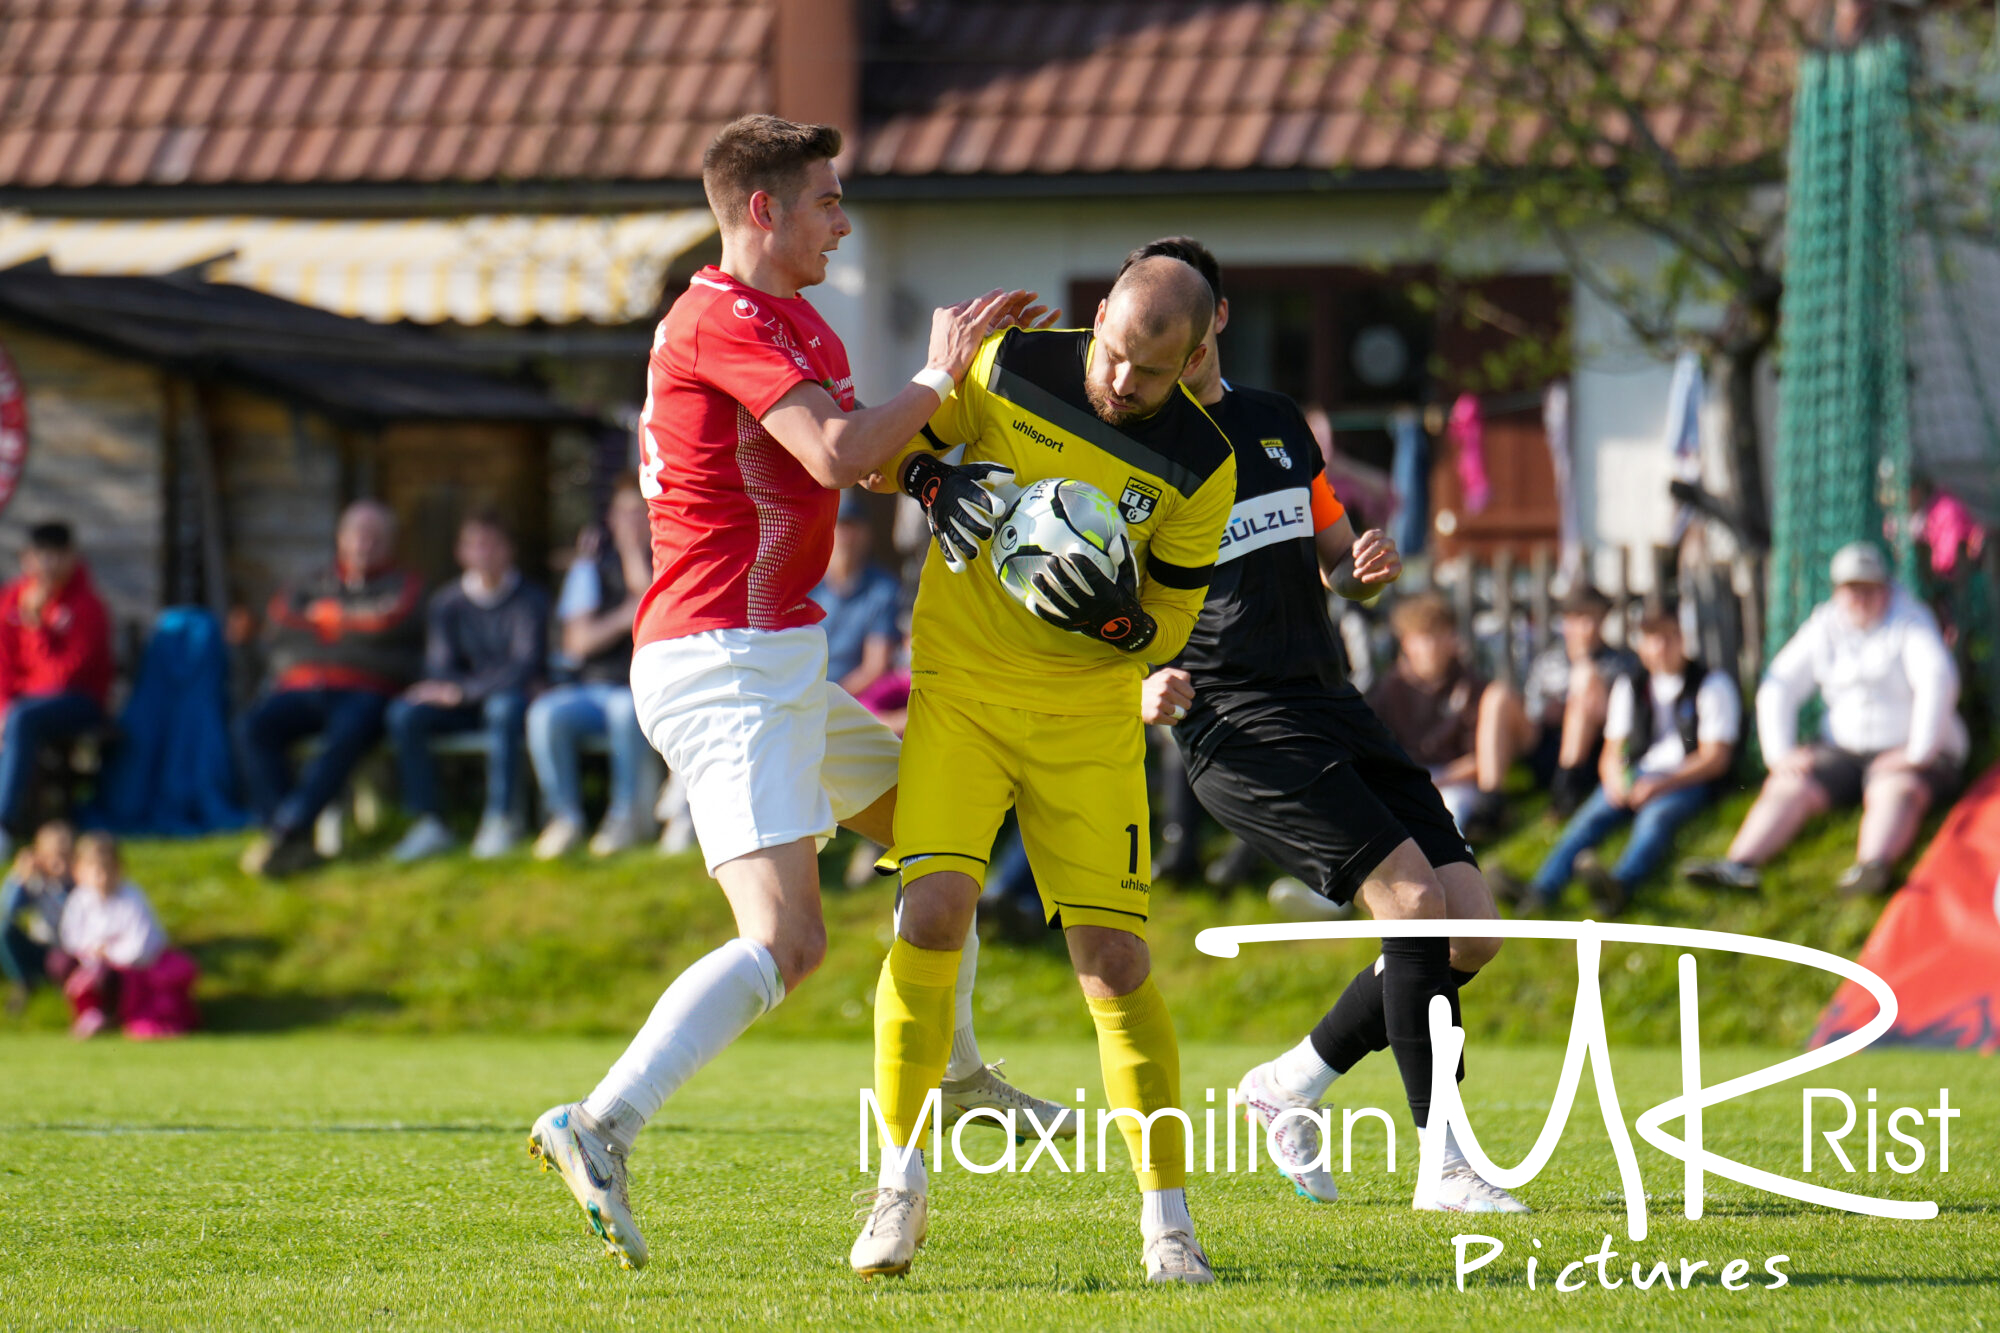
[1310,472,1346,532]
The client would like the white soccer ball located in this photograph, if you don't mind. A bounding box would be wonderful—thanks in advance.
[989,477,1131,616]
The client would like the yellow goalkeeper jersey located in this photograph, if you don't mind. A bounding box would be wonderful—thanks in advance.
[892,327,1236,717]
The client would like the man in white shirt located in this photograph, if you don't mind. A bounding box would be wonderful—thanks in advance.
[1495,604,1739,916]
[1684,543,1966,898]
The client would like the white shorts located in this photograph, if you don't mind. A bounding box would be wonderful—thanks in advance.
[632,625,901,872]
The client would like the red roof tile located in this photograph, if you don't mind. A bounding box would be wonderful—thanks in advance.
[0,0,778,187]
[860,0,1814,178]
[0,0,1814,190]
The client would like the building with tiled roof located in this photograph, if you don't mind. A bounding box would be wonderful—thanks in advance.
[0,0,1819,621]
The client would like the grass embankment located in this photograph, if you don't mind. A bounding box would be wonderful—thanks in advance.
[4,782,1910,1046]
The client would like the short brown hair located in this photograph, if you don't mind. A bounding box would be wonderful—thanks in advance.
[74,830,119,873]
[1636,600,1682,637]
[460,507,512,544]
[1390,592,1457,638]
[702,115,843,226]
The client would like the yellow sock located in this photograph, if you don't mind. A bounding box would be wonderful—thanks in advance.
[872,937,961,1147]
[1085,976,1187,1191]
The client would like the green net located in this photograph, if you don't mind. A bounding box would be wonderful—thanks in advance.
[1769,38,1916,657]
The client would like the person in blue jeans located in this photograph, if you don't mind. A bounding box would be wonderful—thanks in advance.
[387,512,548,864]
[529,480,663,859]
[237,501,425,878]
[1504,606,1738,917]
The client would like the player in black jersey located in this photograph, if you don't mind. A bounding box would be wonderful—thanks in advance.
[1124,238,1528,1214]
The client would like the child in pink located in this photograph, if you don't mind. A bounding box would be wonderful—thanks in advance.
[49,832,198,1039]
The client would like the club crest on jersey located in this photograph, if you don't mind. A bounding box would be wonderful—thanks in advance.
[1118,478,1163,524]
[732,297,759,320]
[1262,438,1292,469]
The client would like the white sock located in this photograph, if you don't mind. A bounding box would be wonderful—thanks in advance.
[944,921,984,1080]
[583,937,785,1125]
[877,1146,927,1194]
[576,1097,645,1154]
[1441,1121,1470,1172]
[1141,1187,1193,1239]
[1270,1036,1339,1104]
[946,1024,984,1082]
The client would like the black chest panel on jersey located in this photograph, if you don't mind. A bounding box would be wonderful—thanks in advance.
[979,329,1234,501]
[1173,384,1351,698]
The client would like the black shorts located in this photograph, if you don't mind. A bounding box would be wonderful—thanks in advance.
[1805,744,1964,809]
[1180,688,1475,907]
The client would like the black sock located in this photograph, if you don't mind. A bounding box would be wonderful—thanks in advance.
[1307,960,1481,1098]
[1380,936,1454,1128]
[1308,958,1386,1075]
[1449,968,1476,1084]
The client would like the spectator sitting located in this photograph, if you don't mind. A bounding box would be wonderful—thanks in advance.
[387,512,548,864]
[0,522,113,860]
[811,491,908,731]
[1367,592,1527,840]
[48,832,198,1039]
[1500,605,1738,916]
[238,500,424,878]
[1519,584,1639,818]
[1683,542,1966,899]
[1,819,72,1014]
[529,478,663,859]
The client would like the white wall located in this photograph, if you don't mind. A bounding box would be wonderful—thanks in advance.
[827,192,1699,585]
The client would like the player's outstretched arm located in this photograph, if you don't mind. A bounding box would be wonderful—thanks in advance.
[759,289,1040,490]
[1317,514,1401,603]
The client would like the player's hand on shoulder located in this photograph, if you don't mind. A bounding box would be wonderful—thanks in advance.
[1350,528,1402,587]
[1028,545,1157,653]
[902,455,1016,572]
[927,289,1040,382]
[1142,668,1195,725]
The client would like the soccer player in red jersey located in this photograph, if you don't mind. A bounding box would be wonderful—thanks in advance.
[529,116,1054,1269]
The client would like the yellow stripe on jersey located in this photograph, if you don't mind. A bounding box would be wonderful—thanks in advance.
[897,328,1236,717]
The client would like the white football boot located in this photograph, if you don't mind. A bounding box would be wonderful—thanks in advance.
[1143,1230,1215,1285]
[850,1187,927,1278]
[528,1104,649,1269]
[1413,1162,1532,1214]
[1235,1061,1339,1203]
[940,1059,1081,1139]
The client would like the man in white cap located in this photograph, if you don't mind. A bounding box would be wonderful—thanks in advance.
[1683,542,1966,897]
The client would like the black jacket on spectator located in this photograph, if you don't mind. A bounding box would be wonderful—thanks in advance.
[265,564,425,695]
[574,543,633,687]
[423,574,549,703]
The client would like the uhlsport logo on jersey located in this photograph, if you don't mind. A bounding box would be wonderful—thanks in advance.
[732,297,759,320]
[1261,438,1292,469]
[1118,478,1162,524]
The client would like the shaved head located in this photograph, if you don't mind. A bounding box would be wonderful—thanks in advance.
[1087,254,1215,426]
[1104,256,1214,359]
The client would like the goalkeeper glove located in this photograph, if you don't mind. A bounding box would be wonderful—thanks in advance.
[1028,546,1157,653]
[901,454,1016,572]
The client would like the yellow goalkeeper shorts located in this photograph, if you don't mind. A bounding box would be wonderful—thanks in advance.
[889,687,1152,935]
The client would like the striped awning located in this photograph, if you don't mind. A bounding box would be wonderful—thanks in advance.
[0,211,717,325]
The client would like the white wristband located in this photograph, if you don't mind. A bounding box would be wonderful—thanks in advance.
[911,367,955,406]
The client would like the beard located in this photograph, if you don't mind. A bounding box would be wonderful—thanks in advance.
[1086,378,1140,427]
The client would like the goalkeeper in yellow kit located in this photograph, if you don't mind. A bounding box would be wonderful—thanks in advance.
[849,257,1236,1285]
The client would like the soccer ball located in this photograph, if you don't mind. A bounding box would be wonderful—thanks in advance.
[989,478,1131,614]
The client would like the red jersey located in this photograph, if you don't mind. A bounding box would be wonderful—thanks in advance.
[634,266,856,645]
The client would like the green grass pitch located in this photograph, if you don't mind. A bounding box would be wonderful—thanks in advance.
[1,1034,1992,1330]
